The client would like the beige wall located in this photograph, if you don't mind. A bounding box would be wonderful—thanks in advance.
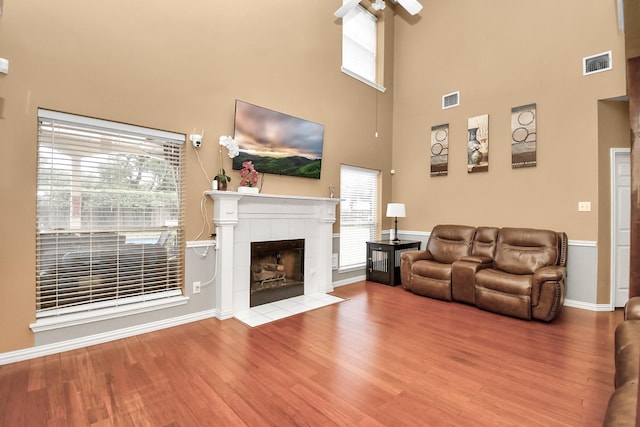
[0,1,396,352]
[0,0,632,352]
[391,0,627,241]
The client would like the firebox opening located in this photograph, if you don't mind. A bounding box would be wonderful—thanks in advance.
[250,239,304,307]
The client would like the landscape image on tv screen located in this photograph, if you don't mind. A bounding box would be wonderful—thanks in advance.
[232,100,324,179]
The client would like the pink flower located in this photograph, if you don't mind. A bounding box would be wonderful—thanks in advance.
[239,161,259,187]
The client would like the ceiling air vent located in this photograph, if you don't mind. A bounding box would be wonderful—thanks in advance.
[442,91,460,109]
[583,51,612,76]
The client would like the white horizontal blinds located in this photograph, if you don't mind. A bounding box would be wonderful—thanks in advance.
[342,4,377,83]
[339,165,379,270]
[36,109,185,316]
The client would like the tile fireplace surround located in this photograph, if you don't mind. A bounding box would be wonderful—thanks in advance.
[205,191,340,320]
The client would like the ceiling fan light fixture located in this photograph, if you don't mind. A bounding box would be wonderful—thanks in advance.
[394,0,423,15]
[372,0,386,11]
[334,0,361,18]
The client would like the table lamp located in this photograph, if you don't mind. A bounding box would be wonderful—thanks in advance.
[386,203,406,242]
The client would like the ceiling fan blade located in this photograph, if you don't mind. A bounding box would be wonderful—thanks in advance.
[396,0,423,15]
[334,0,361,18]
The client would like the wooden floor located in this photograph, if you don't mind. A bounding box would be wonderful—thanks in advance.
[0,282,624,426]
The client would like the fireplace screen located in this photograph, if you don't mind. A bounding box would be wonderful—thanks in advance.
[250,239,304,307]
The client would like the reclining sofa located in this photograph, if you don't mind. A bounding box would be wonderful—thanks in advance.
[604,297,640,425]
[400,224,568,321]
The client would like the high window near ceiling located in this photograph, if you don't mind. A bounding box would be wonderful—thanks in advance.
[339,165,380,270]
[35,109,185,322]
[341,4,385,91]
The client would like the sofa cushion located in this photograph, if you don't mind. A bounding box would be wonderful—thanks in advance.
[413,260,452,281]
[625,297,640,320]
[471,226,499,259]
[615,343,640,388]
[475,269,532,295]
[616,320,640,355]
[426,224,476,264]
[493,228,559,275]
[603,380,638,427]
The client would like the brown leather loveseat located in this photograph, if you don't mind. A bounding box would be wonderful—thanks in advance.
[603,297,640,425]
[400,224,568,322]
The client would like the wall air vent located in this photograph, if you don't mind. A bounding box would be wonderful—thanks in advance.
[442,91,460,109]
[583,51,612,76]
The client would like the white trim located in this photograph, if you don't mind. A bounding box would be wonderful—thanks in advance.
[338,264,366,274]
[341,67,386,92]
[38,108,186,143]
[401,230,430,237]
[610,148,631,308]
[3,309,217,366]
[31,293,189,332]
[568,239,597,247]
[186,240,216,248]
[564,299,614,312]
[617,0,625,31]
[333,275,367,288]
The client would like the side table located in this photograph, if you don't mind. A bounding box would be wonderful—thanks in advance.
[366,240,421,286]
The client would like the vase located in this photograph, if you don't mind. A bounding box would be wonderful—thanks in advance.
[467,127,482,165]
[238,186,259,194]
[214,176,228,191]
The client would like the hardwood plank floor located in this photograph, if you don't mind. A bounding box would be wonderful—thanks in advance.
[0,282,623,426]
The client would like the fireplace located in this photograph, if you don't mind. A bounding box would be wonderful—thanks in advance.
[250,239,304,307]
[206,191,339,319]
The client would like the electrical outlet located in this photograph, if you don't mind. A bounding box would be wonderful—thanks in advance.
[578,201,591,212]
[192,281,201,294]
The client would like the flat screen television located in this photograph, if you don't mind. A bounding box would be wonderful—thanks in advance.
[232,100,324,179]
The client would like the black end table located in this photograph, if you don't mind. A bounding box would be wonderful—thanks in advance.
[366,240,421,286]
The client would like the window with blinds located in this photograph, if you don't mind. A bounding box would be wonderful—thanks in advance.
[36,109,185,317]
[339,165,379,270]
[342,4,378,88]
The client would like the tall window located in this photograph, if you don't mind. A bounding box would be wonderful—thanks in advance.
[339,165,379,270]
[342,4,380,89]
[36,109,184,317]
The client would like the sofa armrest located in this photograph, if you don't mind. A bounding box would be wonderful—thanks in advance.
[401,250,432,263]
[451,259,492,304]
[531,266,566,320]
[624,297,640,320]
[400,250,432,290]
[459,255,493,265]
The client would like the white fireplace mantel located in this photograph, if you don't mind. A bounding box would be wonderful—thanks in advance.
[205,191,339,319]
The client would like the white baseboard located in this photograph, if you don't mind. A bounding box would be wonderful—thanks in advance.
[0,309,218,366]
[564,299,614,312]
[333,275,366,288]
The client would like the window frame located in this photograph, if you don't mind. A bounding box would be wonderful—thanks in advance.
[339,164,380,271]
[341,4,386,92]
[33,109,187,329]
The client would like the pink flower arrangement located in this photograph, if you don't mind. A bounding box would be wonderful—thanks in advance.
[239,161,259,187]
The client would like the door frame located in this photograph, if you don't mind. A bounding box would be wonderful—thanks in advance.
[610,147,631,308]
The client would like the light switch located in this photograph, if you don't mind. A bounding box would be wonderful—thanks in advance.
[578,201,591,212]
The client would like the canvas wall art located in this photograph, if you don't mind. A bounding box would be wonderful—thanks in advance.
[430,123,449,176]
[232,100,325,179]
[467,114,489,173]
[511,103,537,168]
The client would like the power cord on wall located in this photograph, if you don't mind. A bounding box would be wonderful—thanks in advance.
[190,241,219,288]
[191,133,215,241]
[188,130,220,290]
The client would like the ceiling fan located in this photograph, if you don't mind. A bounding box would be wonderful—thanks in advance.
[334,0,423,18]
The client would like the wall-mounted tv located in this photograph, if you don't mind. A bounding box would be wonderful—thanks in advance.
[232,100,324,179]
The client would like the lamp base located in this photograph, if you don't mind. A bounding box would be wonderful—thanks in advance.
[392,217,400,242]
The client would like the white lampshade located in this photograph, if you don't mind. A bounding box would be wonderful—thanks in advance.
[386,203,406,218]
